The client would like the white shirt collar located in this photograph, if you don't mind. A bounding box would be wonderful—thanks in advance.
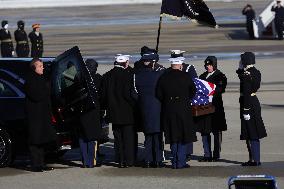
[206,70,216,79]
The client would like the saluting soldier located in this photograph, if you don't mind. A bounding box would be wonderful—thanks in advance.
[156,57,197,169]
[29,23,43,58]
[242,4,256,39]
[101,55,136,168]
[237,52,267,166]
[170,49,197,160]
[271,0,284,40]
[198,56,227,162]
[14,20,30,57]
[0,20,14,57]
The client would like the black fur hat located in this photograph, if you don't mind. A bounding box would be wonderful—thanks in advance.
[241,52,255,66]
[204,56,217,70]
[1,20,8,28]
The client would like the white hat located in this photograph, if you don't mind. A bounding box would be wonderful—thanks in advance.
[115,54,130,63]
[170,50,186,55]
[169,57,184,65]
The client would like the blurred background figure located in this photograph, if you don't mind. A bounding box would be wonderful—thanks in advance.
[29,23,43,57]
[0,20,14,57]
[271,0,284,40]
[14,20,30,57]
[242,4,256,39]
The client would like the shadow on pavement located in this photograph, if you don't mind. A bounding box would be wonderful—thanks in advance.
[96,161,284,178]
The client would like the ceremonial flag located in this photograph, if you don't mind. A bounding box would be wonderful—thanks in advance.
[191,78,216,105]
[160,0,217,27]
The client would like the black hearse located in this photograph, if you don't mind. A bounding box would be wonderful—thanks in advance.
[0,46,96,167]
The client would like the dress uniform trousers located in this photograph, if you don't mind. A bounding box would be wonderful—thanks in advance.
[170,142,187,168]
[185,142,193,156]
[246,139,260,162]
[113,124,135,166]
[275,20,284,40]
[144,133,163,163]
[79,138,96,167]
[202,132,222,158]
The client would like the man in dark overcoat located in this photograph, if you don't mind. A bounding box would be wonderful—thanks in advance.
[101,55,136,168]
[170,50,197,159]
[198,56,227,162]
[75,59,103,168]
[29,24,43,58]
[133,53,164,168]
[14,20,30,57]
[24,58,56,172]
[242,4,256,39]
[0,20,14,57]
[237,52,267,166]
[271,0,284,40]
[156,57,196,169]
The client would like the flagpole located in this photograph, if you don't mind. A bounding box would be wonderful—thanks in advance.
[155,16,163,52]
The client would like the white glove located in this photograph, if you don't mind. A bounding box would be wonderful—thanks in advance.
[243,114,250,121]
[12,51,15,56]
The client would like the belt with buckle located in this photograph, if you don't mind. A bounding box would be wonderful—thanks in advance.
[17,40,27,44]
[1,39,12,43]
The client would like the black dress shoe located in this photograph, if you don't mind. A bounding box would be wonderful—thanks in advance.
[30,167,43,172]
[177,164,190,169]
[212,157,220,162]
[41,166,54,171]
[95,163,102,167]
[125,163,133,168]
[118,162,125,168]
[242,161,261,166]
[198,157,212,162]
[155,162,166,168]
[186,155,192,161]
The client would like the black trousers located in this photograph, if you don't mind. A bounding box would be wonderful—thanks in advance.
[113,124,135,165]
[29,144,45,168]
[275,21,283,40]
[144,133,163,162]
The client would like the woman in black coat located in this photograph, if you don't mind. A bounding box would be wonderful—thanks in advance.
[25,58,56,172]
[237,52,267,166]
[196,56,227,162]
[75,59,103,168]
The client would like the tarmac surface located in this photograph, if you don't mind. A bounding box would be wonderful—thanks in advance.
[1,1,284,188]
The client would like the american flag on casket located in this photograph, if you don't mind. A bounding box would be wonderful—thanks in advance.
[191,78,216,105]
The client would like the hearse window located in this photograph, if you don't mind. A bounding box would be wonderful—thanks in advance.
[0,81,17,97]
[60,61,78,91]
